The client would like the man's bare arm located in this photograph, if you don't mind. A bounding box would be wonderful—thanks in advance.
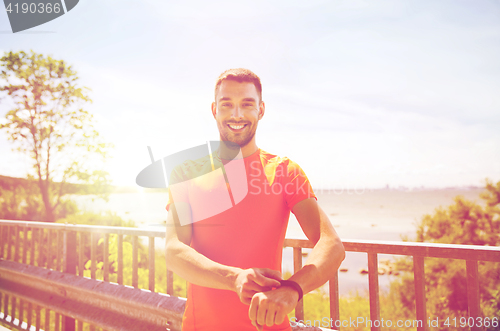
[248,198,345,330]
[288,197,345,293]
[165,203,281,301]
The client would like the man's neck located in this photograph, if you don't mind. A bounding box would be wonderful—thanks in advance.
[240,142,259,158]
[218,138,259,158]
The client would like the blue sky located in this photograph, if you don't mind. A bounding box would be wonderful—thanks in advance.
[1,0,499,189]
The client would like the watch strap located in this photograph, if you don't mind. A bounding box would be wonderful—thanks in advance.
[279,280,303,301]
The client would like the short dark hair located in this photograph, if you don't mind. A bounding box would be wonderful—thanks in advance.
[214,68,262,103]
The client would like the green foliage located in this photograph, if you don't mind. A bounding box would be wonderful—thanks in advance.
[0,175,77,221]
[392,179,500,330]
[58,211,136,227]
[0,50,112,222]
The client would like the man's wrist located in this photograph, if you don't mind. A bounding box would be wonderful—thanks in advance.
[228,266,244,292]
[279,280,303,301]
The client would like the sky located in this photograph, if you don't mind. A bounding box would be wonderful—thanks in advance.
[1,0,499,190]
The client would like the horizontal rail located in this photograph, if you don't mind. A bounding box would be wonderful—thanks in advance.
[284,238,500,262]
[2,220,498,261]
[0,220,165,238]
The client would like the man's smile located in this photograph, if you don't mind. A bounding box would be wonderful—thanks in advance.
[227,123,248,132]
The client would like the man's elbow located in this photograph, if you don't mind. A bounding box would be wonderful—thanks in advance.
[330,237,346,268]
[337,241,346,264]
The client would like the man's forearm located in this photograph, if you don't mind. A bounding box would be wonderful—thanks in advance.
[166,239,241,291]
[288,236,345,294]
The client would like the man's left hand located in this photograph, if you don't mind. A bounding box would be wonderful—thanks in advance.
[248,286,299,331]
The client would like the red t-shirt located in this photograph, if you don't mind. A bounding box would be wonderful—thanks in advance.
[166,148,316,331]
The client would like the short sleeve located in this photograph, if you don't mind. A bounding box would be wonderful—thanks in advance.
[283,160,316,210]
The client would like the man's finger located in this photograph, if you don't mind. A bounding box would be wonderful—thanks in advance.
[245,281,271,292]
[252,271,281,288]
[256,297,268,326]
[242,289,258,305]
[275,310,286,325]
[259,268,283,281]
[248,294,259,323]
[265,303,277,327]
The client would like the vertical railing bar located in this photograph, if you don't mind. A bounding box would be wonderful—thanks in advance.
[55,312,60,331]
[132,235,138,288]
[293,247,304,322]
[329,271,340,330]
[413,255,427,331]
[47,229,52,270]
[27,302,32,330]
[78,232,84,276]
[30,228,36,266]
[103,233,109,282]
[38,228,44,267]
[14,224,20,262]
[19,299,24,331]
[56,230,61,272]
[0,225,4,259]
[22,225,28,264]
[77,320,83,331]
[117,235,123,285]
[63,231,68,273]
[149,236,155,292]
[6,226,11,261]
[45,308,50,331]
[11,296,17,327]
[35,305,40,331]
[61,312,67,331]
[3,293,9,319]
[91,232,96,279]
[367,253,380,331]
[89,324,95,331]
[466,260,482,331]
[35,305,42,331]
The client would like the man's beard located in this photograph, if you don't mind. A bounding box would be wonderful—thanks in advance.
[219,122,257,148]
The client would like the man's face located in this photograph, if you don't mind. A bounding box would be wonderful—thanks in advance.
[211,80,265,148]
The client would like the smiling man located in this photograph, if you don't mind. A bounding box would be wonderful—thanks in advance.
[165,68,345,331]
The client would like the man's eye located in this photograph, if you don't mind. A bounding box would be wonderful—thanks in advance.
[243,103,253,107]
[222,103,232,107]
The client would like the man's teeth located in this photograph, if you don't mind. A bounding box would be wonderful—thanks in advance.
[229,124,245,129]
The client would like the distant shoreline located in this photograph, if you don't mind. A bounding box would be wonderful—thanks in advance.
[0,174,484,195]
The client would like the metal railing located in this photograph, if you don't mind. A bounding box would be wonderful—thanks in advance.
[1,219,499,331]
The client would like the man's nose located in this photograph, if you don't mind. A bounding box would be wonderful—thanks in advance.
[231,105,244,119]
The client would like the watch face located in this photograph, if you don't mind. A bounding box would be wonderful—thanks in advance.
[136,141,248,225]
[5,0,80,33]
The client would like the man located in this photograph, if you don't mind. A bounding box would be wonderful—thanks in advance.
[165,68,345,331]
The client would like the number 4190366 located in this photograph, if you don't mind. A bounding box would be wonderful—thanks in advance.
[6,2,61,14]
[444,317,498,328]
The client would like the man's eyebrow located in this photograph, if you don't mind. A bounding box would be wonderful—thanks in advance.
[218,97,257,102]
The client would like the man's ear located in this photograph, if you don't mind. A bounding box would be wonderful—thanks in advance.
[211,102,217,119]
[258,101,265,120]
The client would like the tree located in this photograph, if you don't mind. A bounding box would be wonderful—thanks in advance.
[0,50,111,222]
[393,180,500,330]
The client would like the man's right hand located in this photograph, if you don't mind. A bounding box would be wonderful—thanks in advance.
[234,268,282,305]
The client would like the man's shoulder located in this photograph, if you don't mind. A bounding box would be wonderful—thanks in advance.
[260,149,298,167]
[258,149,305,175]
